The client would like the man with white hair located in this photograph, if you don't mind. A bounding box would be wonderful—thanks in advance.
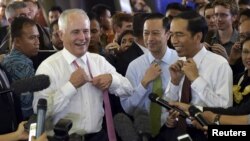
[33,9,133,141]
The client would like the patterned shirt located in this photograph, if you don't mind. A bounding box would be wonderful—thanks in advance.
[1,48,34,119]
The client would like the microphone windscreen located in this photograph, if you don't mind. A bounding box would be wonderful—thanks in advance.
[11,74,50,94]
[133,109,151,135]
[114,113,139,141]
[148,93,158,103]
[188,105,201,117]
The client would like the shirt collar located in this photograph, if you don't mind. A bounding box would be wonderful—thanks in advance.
[212,28,239,44]
[191,46,207,69]
[62,48,88,65]
[147,47,172,64]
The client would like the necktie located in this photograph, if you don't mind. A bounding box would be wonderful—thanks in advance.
[73,59,117,141]
[150,60,162,137]
[177,76,192,134]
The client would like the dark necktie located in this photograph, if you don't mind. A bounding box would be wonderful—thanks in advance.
[177,76,192,134]
[150,60,162,137]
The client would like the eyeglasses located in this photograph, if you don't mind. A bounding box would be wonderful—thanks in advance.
[214,13,230,19]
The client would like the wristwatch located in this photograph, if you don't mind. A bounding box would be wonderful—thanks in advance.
[213,114,221,125]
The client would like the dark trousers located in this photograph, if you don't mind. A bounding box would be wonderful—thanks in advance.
[154,125,208,141]
[69,129,108,141]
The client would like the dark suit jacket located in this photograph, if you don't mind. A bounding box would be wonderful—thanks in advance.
[106,42,144,76]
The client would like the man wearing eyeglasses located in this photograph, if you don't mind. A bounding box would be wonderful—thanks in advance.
[208,0,239,56]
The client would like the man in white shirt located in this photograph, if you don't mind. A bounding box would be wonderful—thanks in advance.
[163,11,233,141]
[120,13,179,139]
[33,9,133,141]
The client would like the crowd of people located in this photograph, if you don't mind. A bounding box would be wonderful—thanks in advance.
[0,0,250,141]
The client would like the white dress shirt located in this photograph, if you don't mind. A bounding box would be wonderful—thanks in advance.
[164,47,233,108]
[33,48,133,135]
[121,47,179,126]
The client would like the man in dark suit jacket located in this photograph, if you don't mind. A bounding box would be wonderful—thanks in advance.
[106,41,144,76]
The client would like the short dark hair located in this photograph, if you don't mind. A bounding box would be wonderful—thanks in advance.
[239,8,250,19]
[87,12,98,21]
[238,0,250,5]
[132,12,150,37]
[91,4,111,21]
[11,17,36,42]
[49,6,62,13]
[165,2,186,13]
[212,0,239,16]
[144,13,170,31]
[173,10,208,42]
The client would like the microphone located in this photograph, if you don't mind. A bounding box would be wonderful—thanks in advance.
[114,113,139,141]
[36,98,47,138]
[0,74,50,94]
[133,109,151,141]
[148,93,189,118]
[188,105,208,127]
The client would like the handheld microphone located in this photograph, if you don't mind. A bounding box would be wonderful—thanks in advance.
[36,98,47,138]
[0,74,50,94]
[133,109,151,141]
[114,113,139,141]
[188,105,208,127]
[148,93,189,118]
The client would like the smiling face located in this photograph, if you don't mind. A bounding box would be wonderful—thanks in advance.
[120,33,134,52]
[60,12,90,57]
[143,19,169,56]
[214,5,236,31]
[170,18,201,58]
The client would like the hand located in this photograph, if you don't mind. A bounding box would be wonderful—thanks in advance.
[141,63,161,88]
[32,133,48,141]
[210,43,229,59]
[228,41,241,65]
[169,60,184,85]
[201,111,217,124]
[181,58,199,82]
[203,42,211,50]
[15,121,29,140]
[105,42,120,55]
[191,120,208,135]
[165,109,179,128]
[169,101,191,115]
[70,68,90,88]
[92,74,112,90]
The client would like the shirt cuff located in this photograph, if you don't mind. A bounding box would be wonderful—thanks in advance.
[137,83,148,96]
[191,76,207,95]
[109,74,119,89]
[61,81,77,99]
[195,105,203,112]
